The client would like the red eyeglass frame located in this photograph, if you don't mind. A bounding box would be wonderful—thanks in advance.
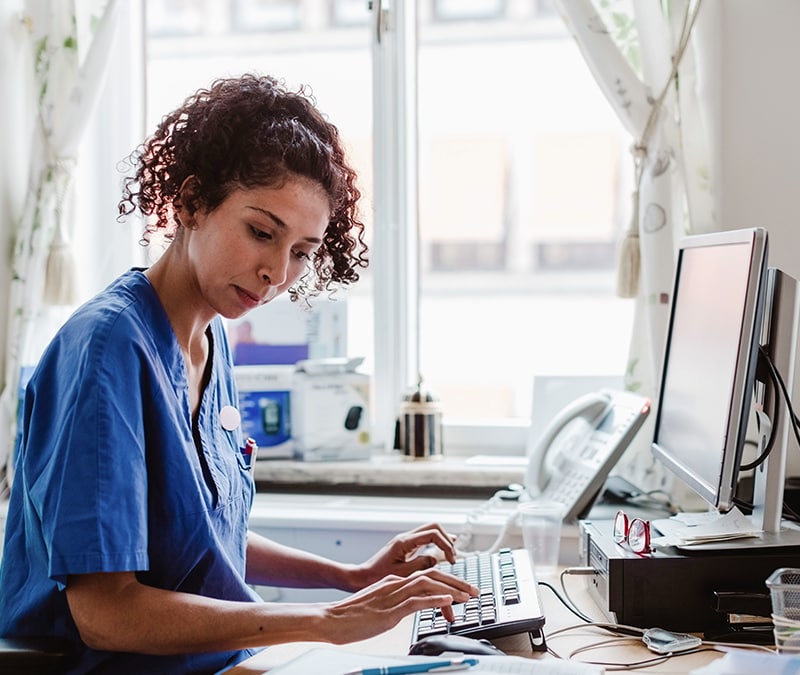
[613,510,652,554]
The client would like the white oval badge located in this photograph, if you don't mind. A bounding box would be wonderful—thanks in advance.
[219,405,241,431]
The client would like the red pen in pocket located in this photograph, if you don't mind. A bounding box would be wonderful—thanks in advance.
[243,437,258,473]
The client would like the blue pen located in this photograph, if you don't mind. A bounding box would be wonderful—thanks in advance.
[343,657,479,675]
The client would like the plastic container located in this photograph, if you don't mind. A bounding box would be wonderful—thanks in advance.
[766,568,800,653]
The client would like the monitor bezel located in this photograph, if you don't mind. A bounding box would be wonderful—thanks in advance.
[651,227,769,512]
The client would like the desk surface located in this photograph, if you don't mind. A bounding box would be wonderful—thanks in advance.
[226,568,725,674]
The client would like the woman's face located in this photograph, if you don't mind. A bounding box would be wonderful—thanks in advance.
[182,177,329,319]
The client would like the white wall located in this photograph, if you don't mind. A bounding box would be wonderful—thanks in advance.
[717,1,800,273]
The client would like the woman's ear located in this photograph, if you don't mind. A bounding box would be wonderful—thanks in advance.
[174,176,200,225]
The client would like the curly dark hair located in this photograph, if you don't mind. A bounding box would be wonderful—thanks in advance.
[118,73,368,299]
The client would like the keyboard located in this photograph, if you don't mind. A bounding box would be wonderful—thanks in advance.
[411,548,546,648]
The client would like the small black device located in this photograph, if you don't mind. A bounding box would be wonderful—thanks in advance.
[409,634,505,656]
[600,475,644,504]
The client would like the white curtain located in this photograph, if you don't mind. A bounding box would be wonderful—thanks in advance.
[553,0,716,497]
[0,0,122,493]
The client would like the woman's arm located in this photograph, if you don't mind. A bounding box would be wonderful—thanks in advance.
[65,567,476,654]
[245,522,459,592]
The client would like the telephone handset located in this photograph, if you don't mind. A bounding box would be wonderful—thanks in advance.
[524,388,651,522]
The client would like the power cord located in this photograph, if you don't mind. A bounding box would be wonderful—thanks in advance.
[538,568,776,671]
[625,489,681,515]
[538,580,595,624]
[737,346,800,521]
[759,345,800,447]
[454,485,523,556]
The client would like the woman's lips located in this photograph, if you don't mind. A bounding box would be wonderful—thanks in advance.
[235,285,261,309]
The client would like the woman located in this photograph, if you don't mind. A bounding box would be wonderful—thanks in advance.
[0,74,476,674]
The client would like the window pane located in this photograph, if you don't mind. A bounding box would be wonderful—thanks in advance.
[416,0,635,420]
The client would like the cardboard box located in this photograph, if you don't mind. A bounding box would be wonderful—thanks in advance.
[228,298,347,365]
[235,365,295,459]
[291,358,372,461]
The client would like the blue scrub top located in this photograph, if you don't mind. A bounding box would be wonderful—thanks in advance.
[0,270,260,674]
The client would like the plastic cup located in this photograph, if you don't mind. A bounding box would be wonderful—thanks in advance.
[772,614,800,653]
[517,500,565,577]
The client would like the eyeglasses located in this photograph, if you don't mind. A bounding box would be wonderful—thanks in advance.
[613,510,652,554]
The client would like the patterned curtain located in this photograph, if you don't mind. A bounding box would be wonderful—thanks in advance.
[552,0,716,498]
[0,0,121,494]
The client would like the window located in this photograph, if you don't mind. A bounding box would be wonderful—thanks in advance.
[144,0,634,456]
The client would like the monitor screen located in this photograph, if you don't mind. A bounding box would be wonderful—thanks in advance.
[651,228,769,512]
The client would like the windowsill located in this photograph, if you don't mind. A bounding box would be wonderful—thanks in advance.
[253,452,527,498]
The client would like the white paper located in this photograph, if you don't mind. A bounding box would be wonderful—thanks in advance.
[264,646,605,674]
[652,507,761,548]
[689,648,800,674]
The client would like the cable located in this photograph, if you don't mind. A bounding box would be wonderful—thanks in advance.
[740,349,781,472]
[559,568,602,624]
[539,570,651,637]
[551,623,777,672]
[758,345,800,452]
[538,580,595,624]
[453,487,521,555]
[624,489,681,515]
[783,501,800,523]
[546,622,646,641]
[569,636,674,671]
[538,580,777,669]
[741,347,800,521]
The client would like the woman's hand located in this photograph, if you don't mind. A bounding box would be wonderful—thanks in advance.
[347,523,459,591]
[322,567,478,644]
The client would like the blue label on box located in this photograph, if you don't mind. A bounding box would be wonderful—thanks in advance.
[234,343,309,366]
[238,390,292,448]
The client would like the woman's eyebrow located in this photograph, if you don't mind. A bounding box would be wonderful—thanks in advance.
[246,205,285,228]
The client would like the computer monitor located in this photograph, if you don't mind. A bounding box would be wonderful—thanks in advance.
[651,227,800,548]
[651,227,769,513]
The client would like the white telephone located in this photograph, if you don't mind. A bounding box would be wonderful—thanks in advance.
[455,389,650,555]
[524,388,651,522]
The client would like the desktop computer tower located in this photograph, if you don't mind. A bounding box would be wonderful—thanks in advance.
[579,519,800,641]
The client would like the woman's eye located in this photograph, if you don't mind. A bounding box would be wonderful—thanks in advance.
[249,225,272,240]
[293,249,311,261]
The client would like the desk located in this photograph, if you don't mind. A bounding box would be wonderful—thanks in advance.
[226,568,725,674]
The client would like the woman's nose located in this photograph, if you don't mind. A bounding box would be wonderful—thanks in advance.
[259,247,290,287]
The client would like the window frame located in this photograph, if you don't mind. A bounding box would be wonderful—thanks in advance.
[370,2,526,457]
[370,0,422,453]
